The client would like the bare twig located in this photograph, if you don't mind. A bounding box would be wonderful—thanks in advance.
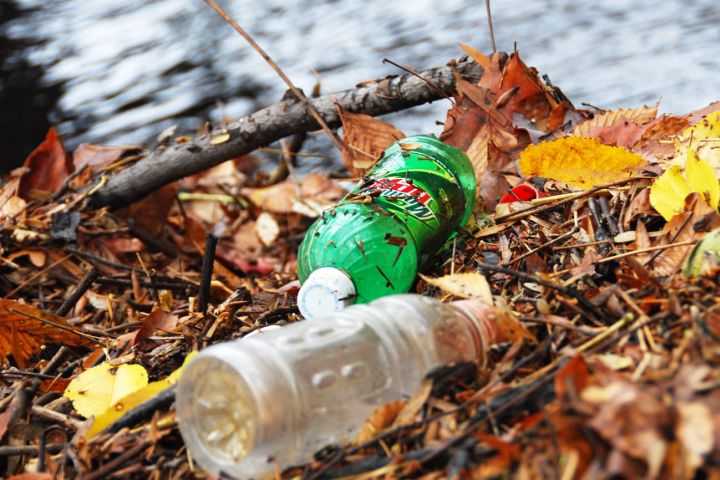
[197,231,219,314]
[202,0,346,154]
[55,267,99,317]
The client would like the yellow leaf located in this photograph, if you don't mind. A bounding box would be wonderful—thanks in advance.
[649,166,693,221]
[64,363,148,418]
[672,110,720,174]
[519,137,645,189]
[420,272,493,303]
[85,352,196,437]
[685,149,720,211]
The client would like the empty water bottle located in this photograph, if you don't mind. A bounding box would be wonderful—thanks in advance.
[176,294,500,479]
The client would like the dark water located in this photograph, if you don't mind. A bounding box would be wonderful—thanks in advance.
[1,0,719,171]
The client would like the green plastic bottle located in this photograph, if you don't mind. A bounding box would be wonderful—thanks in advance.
[297,135,475,318]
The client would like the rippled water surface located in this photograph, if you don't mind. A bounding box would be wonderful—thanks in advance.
[1,0,719,167]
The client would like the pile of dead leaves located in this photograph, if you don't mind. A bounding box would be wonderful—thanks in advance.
[1,47,720,480]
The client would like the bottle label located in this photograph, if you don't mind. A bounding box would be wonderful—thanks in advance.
[356,177,435,221]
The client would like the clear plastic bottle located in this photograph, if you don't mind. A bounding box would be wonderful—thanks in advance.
[176,294,498,479]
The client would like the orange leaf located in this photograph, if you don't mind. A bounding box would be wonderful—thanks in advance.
[441,52,581,210]
[356,400,406,444]
[555,354,590,399]
[458,42,490,69]
[0,299,95,368]
[338,109,405,176]
[18,128,73,200]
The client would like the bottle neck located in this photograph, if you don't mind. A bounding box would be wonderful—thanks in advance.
[448,300,500,369]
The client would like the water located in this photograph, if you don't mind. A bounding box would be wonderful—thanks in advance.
[1,0,719,171]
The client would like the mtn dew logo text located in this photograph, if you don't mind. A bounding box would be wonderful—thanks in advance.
[357,177,436,221]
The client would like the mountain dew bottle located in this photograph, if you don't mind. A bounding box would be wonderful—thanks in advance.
[297,135,475,318]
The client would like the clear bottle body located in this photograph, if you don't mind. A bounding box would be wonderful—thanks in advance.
[176,294,484,479]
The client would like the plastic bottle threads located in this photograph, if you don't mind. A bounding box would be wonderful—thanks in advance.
[176,294,499,479]
[296,135,476,319]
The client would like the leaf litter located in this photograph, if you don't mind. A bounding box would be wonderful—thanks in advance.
[1,44,720,480]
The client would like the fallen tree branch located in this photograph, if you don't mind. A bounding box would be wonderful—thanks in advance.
[86,59,484,210]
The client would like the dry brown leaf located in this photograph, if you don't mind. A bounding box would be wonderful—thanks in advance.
[0,195,27,221]
[494,301,536,343]
[18,128,73,200]
[573,104,659,147]
[116,183,178,236]
[652,193,720,276]
[0,178,20,216]
[575,116,645,148]
[72,143,140,172]
[568,250,601,277]
[0,299,95,368]
[583,380,671,479]
[634,115,690,159]
[420,272,493,302]
[243,173,345,215]
[338,109,405,176]
[133,309,179,346]
[676,401,714,477]
[392,379,432,428]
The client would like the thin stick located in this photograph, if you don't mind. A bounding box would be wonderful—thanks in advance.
[202,0,346,154]
[598,240,696,264]
[55,267,99,317]
[550,240,698,278]
[3,254,73,299]
[197,232,219,313]
[485,0,497,53]
[31,405,83,431]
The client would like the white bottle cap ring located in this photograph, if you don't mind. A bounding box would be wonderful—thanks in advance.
[298,267,357,319]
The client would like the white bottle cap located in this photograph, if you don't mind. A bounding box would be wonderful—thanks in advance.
[298,267,357,319]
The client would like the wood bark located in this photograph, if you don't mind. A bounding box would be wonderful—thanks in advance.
[87,59,484,210]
